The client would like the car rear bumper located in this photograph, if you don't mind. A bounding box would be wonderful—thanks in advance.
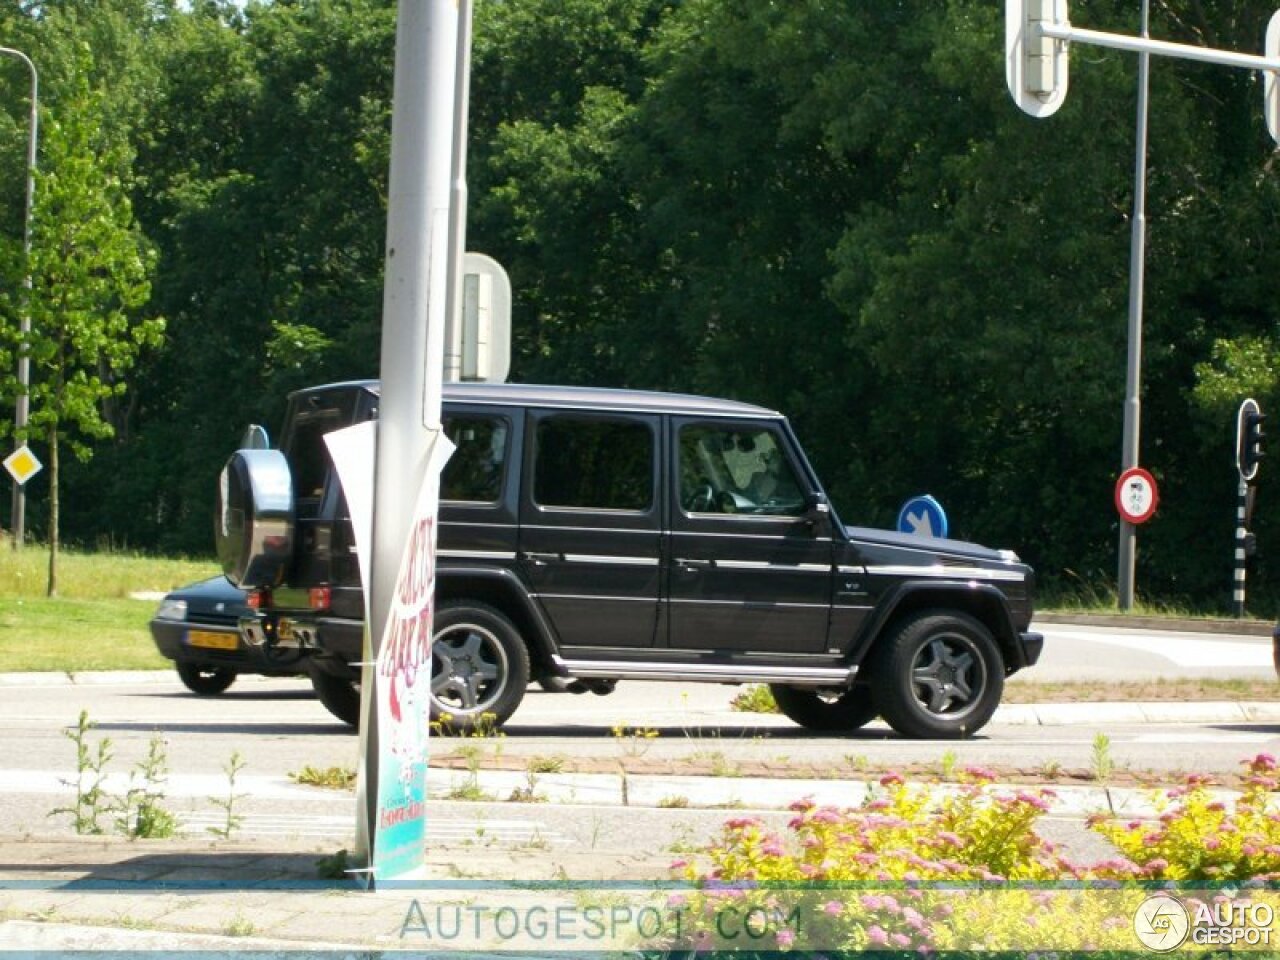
[151,618,304,675]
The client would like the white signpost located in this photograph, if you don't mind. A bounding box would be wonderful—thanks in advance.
[352,0,461,888]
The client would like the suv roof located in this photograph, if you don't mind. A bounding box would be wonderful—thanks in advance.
[290,380,781,419]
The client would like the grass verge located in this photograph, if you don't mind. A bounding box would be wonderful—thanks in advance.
[0,548,219,672]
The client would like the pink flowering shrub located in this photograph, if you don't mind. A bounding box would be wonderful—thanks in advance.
[668,759,1280,952]
[1089,753,1280,882]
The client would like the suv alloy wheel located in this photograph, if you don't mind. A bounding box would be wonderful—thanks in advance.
[431,602,529,731]
[871,611,1005,739]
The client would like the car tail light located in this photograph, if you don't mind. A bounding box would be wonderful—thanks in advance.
[245,588,269,610]
[309,586,331,611]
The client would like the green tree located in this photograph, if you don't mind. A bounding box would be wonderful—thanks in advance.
[15,69,162,593]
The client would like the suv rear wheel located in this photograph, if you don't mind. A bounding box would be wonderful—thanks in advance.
[431,602,529,731]
[769,684,878,731]
[871,611,1004,739]
[309,661,360,726]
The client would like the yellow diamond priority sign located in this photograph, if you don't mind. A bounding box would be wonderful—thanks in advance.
[3,446,42,486]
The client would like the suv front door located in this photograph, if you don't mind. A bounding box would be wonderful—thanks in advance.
[518,410,662,650]
[667,418,834,654]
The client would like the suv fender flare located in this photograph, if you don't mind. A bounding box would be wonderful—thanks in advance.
[435,565,564,671]
[847,581,1025,672]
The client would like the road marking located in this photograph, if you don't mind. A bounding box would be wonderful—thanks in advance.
[179,812,562,843]
[1132,732,1277,744]
[1040,628,1270,668]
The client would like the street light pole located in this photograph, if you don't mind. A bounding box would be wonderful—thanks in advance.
[1117,0,1149,610]
[0,47,37,550]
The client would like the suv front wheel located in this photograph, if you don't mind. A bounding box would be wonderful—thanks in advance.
[871,611,1004,739]
[431,602,530,731]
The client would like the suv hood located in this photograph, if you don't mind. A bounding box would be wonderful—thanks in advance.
[841,525,1016,566]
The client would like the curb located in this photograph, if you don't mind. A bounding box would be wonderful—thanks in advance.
[425,766,1185,820]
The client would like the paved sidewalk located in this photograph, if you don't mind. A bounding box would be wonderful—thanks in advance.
[0,753,1258,954]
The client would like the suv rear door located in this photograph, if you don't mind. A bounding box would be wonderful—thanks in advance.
[517,409,662,650]
[667,417,834,654]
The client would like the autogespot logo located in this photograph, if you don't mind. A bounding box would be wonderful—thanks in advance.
[1134,894,1191,952]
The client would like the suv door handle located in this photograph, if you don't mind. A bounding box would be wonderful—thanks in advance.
[675,558,714,573]
[522,551,561,566]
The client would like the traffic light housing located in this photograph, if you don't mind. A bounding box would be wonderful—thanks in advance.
[1006,0,1070,117]
[1238,399,1266,482]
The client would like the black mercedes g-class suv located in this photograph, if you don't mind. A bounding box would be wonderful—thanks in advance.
[217,380,1042,738]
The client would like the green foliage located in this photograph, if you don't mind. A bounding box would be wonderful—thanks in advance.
[118,732,177,839]
[48,709,113,834]
[1091,753,1280,882]
[729,684,779,714]
[207,749,247,840]
[289,763,355,790]
[673,760,1280,952]
[5,0,1280,611]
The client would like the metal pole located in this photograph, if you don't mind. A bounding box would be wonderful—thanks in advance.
[0,47,37,549]
[1233,476,1249,617]
[442,0,473,384]
[357,0,457,885]
[1117,0,1149,611]
[1039,20,1280,73]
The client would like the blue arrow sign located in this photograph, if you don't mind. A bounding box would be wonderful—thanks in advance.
[897,495,948,539]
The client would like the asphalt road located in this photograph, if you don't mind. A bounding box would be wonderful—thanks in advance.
[0,619,1270,867]
[1026,621,1274,682]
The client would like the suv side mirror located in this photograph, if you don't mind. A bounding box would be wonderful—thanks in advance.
[240,424,270,450]
[805,493,831,530]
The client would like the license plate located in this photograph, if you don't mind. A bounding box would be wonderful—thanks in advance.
[187,629,238,651]
[278,618,295,642]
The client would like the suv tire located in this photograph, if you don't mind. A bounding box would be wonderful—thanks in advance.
[176,662,236,696]
[871,611,1004,740]
[769,684,878,731]
[432,602,529,731]
[309,662,360,726]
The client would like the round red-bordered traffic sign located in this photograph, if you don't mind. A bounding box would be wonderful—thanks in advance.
[1115,467,1159,524]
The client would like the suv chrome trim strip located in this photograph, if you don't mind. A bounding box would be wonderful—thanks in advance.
[554,655,856,685]
[439,549,519,561]
[668,598,829,610]
[864,565,1025,581]
[533,592,657,604]
[561,554,660,567]
[704,559,831,572]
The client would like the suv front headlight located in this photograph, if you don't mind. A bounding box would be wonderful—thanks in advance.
[156,598,188,622]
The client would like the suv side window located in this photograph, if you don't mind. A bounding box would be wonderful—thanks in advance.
[442,416,509,504]
[679,423,805,516]
[533,416,653,511]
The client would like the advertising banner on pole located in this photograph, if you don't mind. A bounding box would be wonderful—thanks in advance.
[370,429,453,882]
[325,424,454,885]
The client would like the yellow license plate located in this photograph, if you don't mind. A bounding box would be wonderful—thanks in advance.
[278,619,295,642]
[188,629,239,651]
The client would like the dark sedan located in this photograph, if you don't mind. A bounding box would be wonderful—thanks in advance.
[149,576,308,694]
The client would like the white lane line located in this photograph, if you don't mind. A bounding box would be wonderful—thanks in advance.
[1133,732,1278,744]
[1041,628,1270,668]
[0,770,321,799]
[178,812,562,842]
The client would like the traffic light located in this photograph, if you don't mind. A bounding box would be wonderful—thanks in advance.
[1244,410,1266,480]
[1006,0,1070,118]
[1238,398,1266,482]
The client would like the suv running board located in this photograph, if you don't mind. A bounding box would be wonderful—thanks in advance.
[553,655,857,687]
